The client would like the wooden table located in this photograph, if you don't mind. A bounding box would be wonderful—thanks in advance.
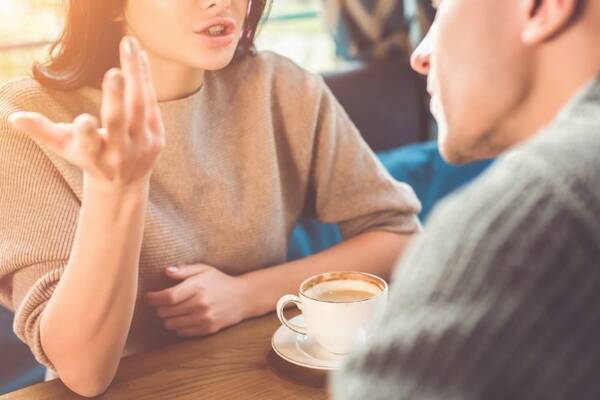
[2,313,329,399]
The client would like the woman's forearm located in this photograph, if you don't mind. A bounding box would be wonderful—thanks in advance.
[241,230,415,318]
[39,179,149,397]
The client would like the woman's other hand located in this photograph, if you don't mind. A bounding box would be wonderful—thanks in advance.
[146,265,254,337]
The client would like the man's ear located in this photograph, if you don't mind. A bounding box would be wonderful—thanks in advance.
[520,0,580,45]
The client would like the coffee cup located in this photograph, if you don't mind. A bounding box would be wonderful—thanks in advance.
[276,271,388,355]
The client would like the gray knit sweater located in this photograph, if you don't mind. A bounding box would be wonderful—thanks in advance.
[332,75,600,400]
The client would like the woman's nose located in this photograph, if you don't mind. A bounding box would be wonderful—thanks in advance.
[410,30,433,76]
[200,0,233,14]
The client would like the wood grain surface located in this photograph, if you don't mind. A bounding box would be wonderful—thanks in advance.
[2,313,329,399]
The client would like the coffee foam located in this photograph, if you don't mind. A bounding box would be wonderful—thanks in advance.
[304,279,381,300]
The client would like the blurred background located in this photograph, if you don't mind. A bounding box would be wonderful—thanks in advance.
[0,0,431,81]
[0,0,61,84]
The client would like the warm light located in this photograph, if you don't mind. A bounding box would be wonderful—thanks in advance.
[0,0,61,84]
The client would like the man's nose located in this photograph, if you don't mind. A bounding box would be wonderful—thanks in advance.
[410,30,433,76]
[200,0,233,14]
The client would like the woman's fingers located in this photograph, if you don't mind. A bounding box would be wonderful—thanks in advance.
[101,68,127,145]
[155,294,207,319]
[73,114,101,157]
[139,50,164,136]
[120,36,148,139]
[164,312,217,334]
[164,265,213,281]
[8,111,71,151]
[163,312,210,331]
[145,278,198,307]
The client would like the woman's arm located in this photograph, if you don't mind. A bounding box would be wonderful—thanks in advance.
[145,231,416,337]
[9,37,164,397]
[39,181,148,397]
[241,230,414,317]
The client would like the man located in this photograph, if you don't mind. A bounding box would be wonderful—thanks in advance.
[332,0,600,398]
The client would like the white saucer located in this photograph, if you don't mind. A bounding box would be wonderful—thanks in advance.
[271,315,346,370]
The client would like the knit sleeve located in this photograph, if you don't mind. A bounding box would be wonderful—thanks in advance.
[0,80,80,369]
[307,78,422,239]
[331,158,600,400]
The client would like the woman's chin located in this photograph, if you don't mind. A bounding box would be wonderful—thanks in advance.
[188,50,238,71]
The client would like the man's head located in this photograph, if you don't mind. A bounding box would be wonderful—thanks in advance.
[411,0,600,163]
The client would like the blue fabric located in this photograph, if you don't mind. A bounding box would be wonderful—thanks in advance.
[287,141,494,260]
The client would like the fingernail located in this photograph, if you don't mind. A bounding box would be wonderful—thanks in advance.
[112,71,123,89]
[7,113,18,126]
[140,50,149,65]
[128,36,139,52]
[166,266,178,273]
[109,69,123,89]
[8,112,26,129]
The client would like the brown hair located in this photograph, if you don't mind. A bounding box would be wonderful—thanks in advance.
[33,0,269,91]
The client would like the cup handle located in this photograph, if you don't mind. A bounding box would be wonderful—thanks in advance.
[276,294,307,336]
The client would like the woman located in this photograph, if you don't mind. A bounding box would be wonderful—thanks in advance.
[0,0,421,396]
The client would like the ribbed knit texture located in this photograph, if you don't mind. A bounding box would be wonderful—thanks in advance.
[332,76,600,400]
[0,52,421,369]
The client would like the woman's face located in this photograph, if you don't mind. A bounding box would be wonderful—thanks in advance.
[123,0,250,71]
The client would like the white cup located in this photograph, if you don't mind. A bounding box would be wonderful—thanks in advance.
[276,271,388,355]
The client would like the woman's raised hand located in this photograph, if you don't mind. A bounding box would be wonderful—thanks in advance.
[9,36,165,190]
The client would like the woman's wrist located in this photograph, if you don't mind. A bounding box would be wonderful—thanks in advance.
[83,174,150,200]
[238,263,296,319]
[81,175,151,227]
[238,272,269,319]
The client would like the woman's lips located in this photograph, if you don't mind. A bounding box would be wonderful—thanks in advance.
[194,17,237,48]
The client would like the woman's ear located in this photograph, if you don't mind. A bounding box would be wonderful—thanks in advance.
[520,0,580,45]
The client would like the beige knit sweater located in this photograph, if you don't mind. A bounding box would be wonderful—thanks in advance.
[0,52,421,368]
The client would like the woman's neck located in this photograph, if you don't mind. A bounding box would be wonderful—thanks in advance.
[146,51,205,102]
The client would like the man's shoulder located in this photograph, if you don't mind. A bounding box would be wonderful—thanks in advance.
[428,135,600,256]
[391,146,599,295]
[405,78,600,277]
[505,79,600,228]
[534,75,600,180]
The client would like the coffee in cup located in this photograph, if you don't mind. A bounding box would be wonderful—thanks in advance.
[276,271,388,355]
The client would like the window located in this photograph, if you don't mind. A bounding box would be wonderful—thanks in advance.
[256,0,337,72]
[0,0,61,84]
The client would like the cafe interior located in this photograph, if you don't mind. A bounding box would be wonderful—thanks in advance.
[0,0,486,397]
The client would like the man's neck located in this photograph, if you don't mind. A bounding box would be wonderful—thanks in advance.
[504,26,600,144]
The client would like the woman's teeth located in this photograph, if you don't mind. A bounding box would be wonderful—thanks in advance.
[207,25,226,36]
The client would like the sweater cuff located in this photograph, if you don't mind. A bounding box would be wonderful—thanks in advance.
[13,265,65,370]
